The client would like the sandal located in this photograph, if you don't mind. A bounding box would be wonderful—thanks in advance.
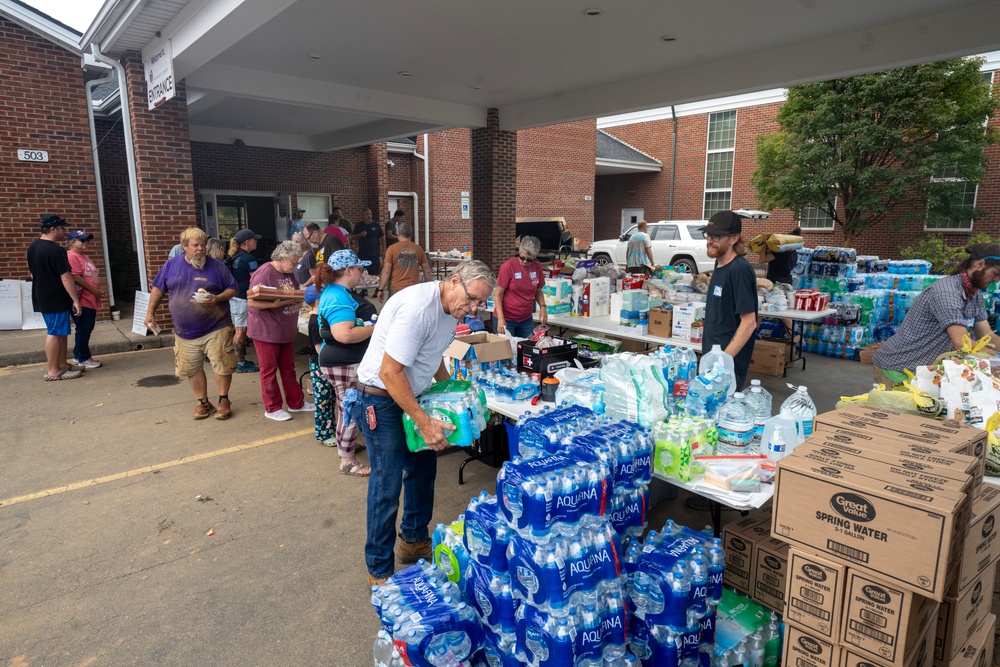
[340,460,371,477]
[44,368,81,381]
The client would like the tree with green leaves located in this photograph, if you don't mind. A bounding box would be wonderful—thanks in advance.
[752,57,999,245]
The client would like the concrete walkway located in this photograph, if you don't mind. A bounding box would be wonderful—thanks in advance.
[0,301,173,368]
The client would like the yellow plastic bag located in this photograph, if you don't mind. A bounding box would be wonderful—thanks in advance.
[934,333,992,364]
[860,383,943,417]
[985,412,1000,476]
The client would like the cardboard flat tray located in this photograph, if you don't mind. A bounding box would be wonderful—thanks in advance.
[247,285,305,301]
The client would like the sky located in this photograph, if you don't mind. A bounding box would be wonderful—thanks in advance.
[22,0,104,32]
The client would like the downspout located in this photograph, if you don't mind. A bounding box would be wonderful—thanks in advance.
[91,44,149,292]
[413,134,431,252]
[388,191,419,245]
[669,105,677,220]
[83,56,116,311]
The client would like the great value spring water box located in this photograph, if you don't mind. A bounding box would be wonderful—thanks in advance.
[773,455,964,600]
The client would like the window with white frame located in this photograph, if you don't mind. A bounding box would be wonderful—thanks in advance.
[923,70,992,232]
[703,110,736,218]
[799,200,836,231]
[297,194,331,225]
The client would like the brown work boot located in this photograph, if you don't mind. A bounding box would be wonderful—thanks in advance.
[395,534,432,564]
[193,400,216,420]
[215,398,232,420]
[367,572,391,588]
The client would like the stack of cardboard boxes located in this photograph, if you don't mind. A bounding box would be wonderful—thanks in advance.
[765,404,999,667]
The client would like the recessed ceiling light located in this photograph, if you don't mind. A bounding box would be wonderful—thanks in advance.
[470,85,482,90]
[584,8,602,16]
[398,71,412,77]
[308,54,323,60]
[660,35,677,42]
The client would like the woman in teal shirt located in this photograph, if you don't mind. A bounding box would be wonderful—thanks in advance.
[316,250,377,476]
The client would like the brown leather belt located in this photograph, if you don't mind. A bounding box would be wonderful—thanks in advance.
[356,381,391,397]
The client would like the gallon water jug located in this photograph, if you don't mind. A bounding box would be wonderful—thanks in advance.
[698,344,736,398]
[779,385,818,439]
[744,379,772,446]
[759,409,803,453]
[717,392,755,455]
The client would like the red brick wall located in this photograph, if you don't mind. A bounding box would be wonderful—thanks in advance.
[123,50,198,318]
[0,19,105,307]
[516,121,596,245]
[471,109,517,272]
[428,128,473,252]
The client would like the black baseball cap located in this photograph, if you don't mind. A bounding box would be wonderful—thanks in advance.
[700,210,743,236]
[40,213,67,228]
[234,229,262,244]
[967,243,1000,268]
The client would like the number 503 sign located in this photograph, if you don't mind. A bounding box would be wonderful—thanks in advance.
[17,149,49,162]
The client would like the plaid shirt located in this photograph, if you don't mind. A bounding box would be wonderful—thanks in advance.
[872,273,987,371]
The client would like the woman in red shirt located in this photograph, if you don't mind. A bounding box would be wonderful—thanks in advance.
[66,229,103,368]
[493,236,547,338]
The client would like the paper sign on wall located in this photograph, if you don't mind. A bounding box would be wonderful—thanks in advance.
[20,282,45,330]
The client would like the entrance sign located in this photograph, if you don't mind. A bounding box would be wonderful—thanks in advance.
[142,40,175,110]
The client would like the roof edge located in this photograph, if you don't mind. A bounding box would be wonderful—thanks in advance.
[0,0,83,55]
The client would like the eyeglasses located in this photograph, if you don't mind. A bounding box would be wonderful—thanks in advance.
[706,233,729,242]
[457,275,487,309]
[518,255,534,263]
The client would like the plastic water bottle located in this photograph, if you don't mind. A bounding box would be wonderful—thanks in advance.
[745,379,772,447]
[763,612,782,667]
[373,629,395,667]
[717,392,755,455]
[698,345,736,398]
[765,425,786,463]
[780,385,818,438]
[760,408,803,452]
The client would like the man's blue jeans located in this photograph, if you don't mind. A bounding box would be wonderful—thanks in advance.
[351,390,437,579]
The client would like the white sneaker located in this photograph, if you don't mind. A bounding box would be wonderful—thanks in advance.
[265,409,292,422]
[77,359,102,369]
[288,401,315,412]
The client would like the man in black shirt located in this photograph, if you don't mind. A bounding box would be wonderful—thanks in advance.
[385,209,404,249]
[27,213,83,381]
[351,208,384,277]
[701,210,758,391]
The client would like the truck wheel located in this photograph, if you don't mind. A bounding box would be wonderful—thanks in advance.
[672,257,698,274]
[593,253,613,267]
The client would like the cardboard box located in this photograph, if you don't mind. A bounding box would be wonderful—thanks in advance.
[934,563,996,662]
[785,547,848,640]
[648,307,673,338]
[794,443,972,499]
[783,624,842,667]
[722,516,771,595]
[444,333,515,380]
[246,285,305,301]
[841,570,939,666]
[772,456,964,600]
[937,614,995,667]
[813,405,986,461]
[672,302,705,340]
[948,485,1000,595]
[804,430,982,501]
[842,619,936,667]
[749,339,788,376]
[516,337,578,379]
[753,536,789,613]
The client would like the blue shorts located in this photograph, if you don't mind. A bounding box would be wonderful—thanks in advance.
[43,311,72,336]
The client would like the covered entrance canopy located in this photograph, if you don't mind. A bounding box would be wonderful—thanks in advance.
[81,0,1000,150]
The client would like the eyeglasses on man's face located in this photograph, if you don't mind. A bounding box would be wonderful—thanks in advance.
[456,276,488,309]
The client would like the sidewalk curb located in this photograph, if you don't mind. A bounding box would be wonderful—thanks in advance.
[0,331,174,368]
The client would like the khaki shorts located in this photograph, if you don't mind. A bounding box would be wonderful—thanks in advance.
[174,326,238,378]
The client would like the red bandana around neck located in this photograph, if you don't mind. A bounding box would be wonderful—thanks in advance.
[961,271,977,300]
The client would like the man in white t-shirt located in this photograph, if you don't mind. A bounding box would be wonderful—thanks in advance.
[353,261,497,587]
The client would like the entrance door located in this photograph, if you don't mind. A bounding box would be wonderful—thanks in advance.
[621,208,644,235]
[215,194,280,261]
